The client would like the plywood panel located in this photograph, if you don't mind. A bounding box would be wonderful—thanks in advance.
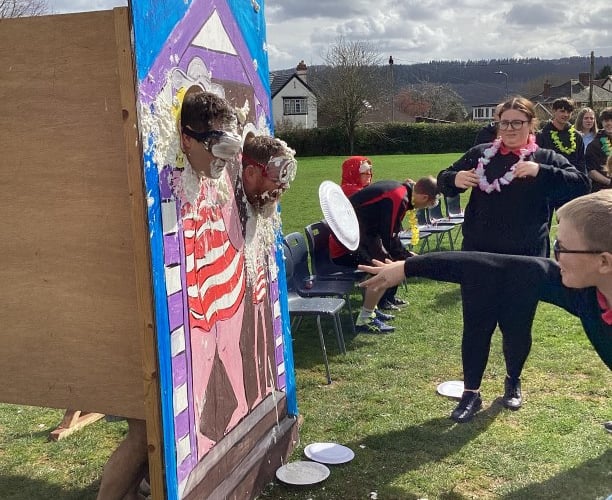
[0,10,146,419]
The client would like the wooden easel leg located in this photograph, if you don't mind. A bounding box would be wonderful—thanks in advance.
[49,409,105,441]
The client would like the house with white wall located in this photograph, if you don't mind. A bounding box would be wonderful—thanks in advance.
[471,103,498,122]
[270,61,317,130]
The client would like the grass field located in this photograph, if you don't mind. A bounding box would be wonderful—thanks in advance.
[1,154,610,499]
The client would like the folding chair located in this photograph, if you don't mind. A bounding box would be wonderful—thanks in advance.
[398,229,432,254]
[445,195,464,220]
[282,244,347,384]
[284,232,355,337]
[304,221,365,282]
[416,208,456,251]
[428,201,462,246]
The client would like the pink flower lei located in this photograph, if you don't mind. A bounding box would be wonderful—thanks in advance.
[474,134,538,193]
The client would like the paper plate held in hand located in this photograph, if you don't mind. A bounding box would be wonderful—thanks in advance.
[304,442,355,464]
[275,460,330,486]
[318,181,359,251]
[436,380,464,399]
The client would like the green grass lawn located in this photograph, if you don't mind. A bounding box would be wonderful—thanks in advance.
[1,154,610,499]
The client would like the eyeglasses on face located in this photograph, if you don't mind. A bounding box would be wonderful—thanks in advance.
[496,120,530,130]
[181,127,225,148]
[552,239,605,261]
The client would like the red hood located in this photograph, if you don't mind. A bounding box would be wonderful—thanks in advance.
[341,156,372,197]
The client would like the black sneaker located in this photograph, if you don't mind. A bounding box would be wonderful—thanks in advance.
[390,296,408,306]
[604,421,612,433]
[355,317,395,334]
[503,376,522,410]
[451,391,482,423]
[374,308,395,321]
[378,299,401,311]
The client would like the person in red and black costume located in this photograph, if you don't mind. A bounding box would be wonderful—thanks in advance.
[330,177,439,334]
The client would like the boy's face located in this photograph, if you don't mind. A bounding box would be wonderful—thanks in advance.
[242,164,288,210]
[552,107,572,129]
[555,219,609,288]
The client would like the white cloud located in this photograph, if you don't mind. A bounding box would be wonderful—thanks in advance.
[46,0,612,70]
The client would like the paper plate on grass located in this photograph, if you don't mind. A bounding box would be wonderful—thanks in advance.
[304,442,355,464]
[436,380,464,399]
[318,181,359,251]
[275,460,330,486]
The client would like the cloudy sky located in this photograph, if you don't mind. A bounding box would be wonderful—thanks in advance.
[48,0,612,71]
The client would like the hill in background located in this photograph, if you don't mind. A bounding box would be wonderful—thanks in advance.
[275,55,612,108]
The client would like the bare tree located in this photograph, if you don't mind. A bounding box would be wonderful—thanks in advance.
[0,0,49,18]
[396,82,466,121]
[315,37,385,153]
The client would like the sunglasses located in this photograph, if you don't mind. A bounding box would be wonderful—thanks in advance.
[181,127,225,146]
[552,239,605,261]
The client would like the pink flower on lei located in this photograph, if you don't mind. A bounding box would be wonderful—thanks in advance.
[475,134,538,194]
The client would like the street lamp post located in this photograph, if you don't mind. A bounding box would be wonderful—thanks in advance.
[389,55,394,122]
[494,70,509,99]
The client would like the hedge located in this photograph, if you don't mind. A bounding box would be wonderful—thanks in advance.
[276,122,484,156]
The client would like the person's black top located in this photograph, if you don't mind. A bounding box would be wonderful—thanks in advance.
[402,251,612,370]
[585,130,612,192]
[536,121,586,173]
[437,144,590,256]
[474,122,497,146]
[349,180,413,262]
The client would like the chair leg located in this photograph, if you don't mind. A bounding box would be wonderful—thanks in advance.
[316,315,332,384]
[332,312,346,354]
[344,293,356,335]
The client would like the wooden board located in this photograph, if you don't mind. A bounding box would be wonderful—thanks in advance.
[0,10,148,419]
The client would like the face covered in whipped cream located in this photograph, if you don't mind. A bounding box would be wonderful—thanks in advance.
[241,137,297,211]
[181,124,242,179]
[179,90,242,179]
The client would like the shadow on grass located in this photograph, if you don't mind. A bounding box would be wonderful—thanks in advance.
[501,448,612,500]
[0,474,97,500]
[432,287,462,308]
[338,403,504,499]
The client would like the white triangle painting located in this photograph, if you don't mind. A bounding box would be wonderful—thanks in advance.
[191,9,237,55]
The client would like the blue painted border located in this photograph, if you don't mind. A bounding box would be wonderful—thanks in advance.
[275,223,297,416]
[143,142,179,499]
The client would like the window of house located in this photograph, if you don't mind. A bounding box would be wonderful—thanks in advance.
[283,97,307,115]
[475,108,484,118]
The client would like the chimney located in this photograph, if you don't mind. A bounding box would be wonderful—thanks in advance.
[578,72,590,86]
[296,60,307,83]
[543,80,551,98]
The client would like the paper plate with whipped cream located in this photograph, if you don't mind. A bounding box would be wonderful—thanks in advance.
[318,181,359,251]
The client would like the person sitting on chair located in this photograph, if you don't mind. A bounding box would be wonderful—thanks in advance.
[329,176,439,334]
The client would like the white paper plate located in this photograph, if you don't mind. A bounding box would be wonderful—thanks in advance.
[436,380,464,399]
[275,460,330,485]
[318,181,360,251]
[304,442,355,464]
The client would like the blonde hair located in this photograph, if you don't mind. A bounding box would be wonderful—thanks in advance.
[557,191,612,250]
[575,107,598,134]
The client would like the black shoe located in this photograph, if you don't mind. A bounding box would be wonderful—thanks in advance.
[451,391,482,423]
[374,308,395,321]
[390,296,408,306]
[378,299,401,311]
[604,421,612,433]
[503,376,522,410]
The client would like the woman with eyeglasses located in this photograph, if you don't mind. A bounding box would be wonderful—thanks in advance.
[434,97,590,423]
[358,190,612,433]
[585,107,612,192]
